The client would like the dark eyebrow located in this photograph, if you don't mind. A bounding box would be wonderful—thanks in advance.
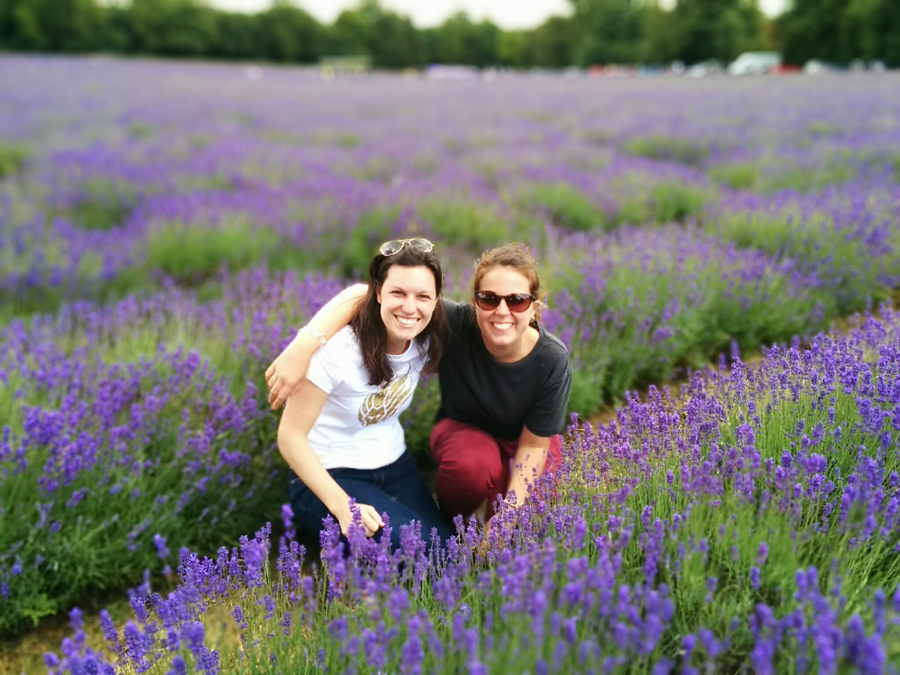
[385,284,435,296]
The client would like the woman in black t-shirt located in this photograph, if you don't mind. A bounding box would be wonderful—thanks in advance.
[266,242,573,526]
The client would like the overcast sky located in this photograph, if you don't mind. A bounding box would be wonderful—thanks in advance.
[208,0,788,29]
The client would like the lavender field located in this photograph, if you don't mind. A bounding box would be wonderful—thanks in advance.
[2,56,900,672]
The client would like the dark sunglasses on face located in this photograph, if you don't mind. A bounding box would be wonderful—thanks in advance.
[379,238,435,256]
[474,290,536,313]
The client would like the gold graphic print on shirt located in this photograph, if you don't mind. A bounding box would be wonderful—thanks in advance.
[358,374,413,426]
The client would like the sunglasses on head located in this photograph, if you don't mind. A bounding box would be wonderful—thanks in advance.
[474,290,536,313]
[379,238,435,256]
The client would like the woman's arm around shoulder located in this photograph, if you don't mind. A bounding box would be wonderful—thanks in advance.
[266,283,368,409]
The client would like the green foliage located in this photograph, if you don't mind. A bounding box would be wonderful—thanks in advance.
[0,356,285,637]
[622,135,709,166]
[616,182,713,225]
[808,121,838,137]
[330,1,423,68]
[66,183,134,232]
[127,122,154,139]
[410,153,439,176]
[426,11,499,67]
[554,231,830,415]
[668,0,767,64]
[708,163,758,190]
[761,164,858,193]
[70,198,130,232]
[779,0,900,67]
[256,2,324,63]
[647,182,712,223]
[0,143,28,178]
[566,369,605,419]
[571,0,644,66]
[2,0,846,69]
[334,132,361,149]
[400,377,441,475]
[615,197,651,226]
[3,0,899,70]
[416,198,509,250]
[713,208,893,314]
[525,16,575,68]
[145,217,280,283]
[0,0,106,51]
[525,183,609,232]
[348,156,397,183]
[129,0,219,56]
[321,206,400,278]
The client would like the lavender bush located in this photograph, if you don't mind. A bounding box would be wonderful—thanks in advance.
[3,56,900,648]
[713,187,900,315]
[3,58,900,316]
[543,225,829,413]
[43,309,900,673]
[0,270,342,635]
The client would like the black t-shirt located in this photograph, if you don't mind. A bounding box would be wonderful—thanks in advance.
[436,299,572,441]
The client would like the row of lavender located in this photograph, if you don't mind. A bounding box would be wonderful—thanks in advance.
[3,60,900,315]
[3,65,900,410]
[0,249,895,642]
[0,270,342,636]
[43,308,900,673]
[7,180,900,411]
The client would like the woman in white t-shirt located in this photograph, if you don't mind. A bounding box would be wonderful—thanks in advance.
[277,239,454,550]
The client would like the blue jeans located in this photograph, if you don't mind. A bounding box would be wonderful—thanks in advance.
[289,451,455,552]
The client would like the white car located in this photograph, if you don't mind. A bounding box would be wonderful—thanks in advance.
[687,60,725,77]
[728,52,781,76]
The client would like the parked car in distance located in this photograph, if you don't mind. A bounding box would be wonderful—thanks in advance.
[727,52,781,75]
[687,59,724,77]
[771,63,802,75]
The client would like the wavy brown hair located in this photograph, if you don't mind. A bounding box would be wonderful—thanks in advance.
[473,243,544,326]
[350,245,446,387]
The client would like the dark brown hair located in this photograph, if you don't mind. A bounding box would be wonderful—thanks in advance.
[351,245,446,387]
[473,243,544,324]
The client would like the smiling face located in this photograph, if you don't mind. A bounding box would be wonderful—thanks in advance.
[376,264,439,355]
[474,266,538,358]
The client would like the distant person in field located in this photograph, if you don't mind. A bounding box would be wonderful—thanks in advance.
[269,242,572,528]
[276,239,454,550]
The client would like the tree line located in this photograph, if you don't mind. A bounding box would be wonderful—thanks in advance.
[0,0,897,68]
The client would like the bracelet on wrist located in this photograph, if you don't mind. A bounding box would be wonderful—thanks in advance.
[298,326,328,347]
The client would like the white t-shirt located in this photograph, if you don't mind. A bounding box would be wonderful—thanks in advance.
[306,326,429,470]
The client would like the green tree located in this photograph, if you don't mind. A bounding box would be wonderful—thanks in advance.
[129,0,171,52]
[329,6,368,55]
[328,1,420,68]
[640,0,678,64]
[158,2,217,56]
[431,12,499,66]
[497,29,527,67]
[777,0,900,66]
[104,4,135,52]
[877,0,900,65]
[369,9,421,68]
[256,1,323,63]
[529,16,577,68]
[569,0,643,65]
[670,0,766,64]
[0,0,106,51]
[208,11,259,60]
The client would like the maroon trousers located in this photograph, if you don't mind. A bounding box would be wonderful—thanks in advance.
[430,418,563,522]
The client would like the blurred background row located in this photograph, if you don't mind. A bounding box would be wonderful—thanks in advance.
[0,0,897,72]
